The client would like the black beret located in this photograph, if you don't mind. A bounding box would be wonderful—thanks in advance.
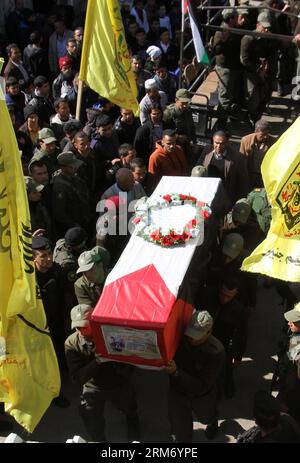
[32,236,51,251]
[65,227,87,247]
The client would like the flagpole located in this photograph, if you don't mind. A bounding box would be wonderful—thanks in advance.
[179,1,185,88]
[76,79,83,120]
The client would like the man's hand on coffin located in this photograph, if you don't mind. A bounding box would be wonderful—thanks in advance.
[95,354,102,365]
[165,360,177,375]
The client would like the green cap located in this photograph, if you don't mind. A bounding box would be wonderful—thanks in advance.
[232,198,251,224]
[185,310,213,340]
[176,88,191,102]
[284,302,300,323]
[70,304,92,329]
[77,246,110,273]
[222,233,244,259]
[38,128,56,144]
[191,165,207,178]
[57,151,83,169]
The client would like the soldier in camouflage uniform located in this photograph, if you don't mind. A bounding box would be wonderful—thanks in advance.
[53,227,88,311]
[163,89,196,143]
[51,151,91,239]
[74,246,110,307]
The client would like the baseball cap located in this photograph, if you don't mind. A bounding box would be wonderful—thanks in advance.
[59,56,72,69]
[77,246,110,273]
[257,12,271,29]
[38,128,56,144]
[65,227,87,247]
[145,78,158,91]
[185,310,213,341]
[32,236,51,251]
[176,88,191,102]
[222,233,244,259]
[57,151,83,169]
[24,176,44,193]
[284,302,300,323]
[236,8,249,16]
[221,8,238,20]
[191,165,207,177]
[232,198,251,224]
[70,304,92,329]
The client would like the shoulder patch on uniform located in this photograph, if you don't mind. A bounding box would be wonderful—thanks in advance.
[67,270,77,282]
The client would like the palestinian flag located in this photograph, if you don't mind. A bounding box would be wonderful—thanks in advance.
[183,0,209,64]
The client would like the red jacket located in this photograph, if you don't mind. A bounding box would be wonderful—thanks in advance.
[148,142,188,182]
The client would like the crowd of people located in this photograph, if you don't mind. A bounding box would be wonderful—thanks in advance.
[0,0,300,444]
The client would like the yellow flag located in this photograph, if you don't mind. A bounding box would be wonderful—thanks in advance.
[0,58,60,433]
[241,117,300,282]
[79,0,139,113]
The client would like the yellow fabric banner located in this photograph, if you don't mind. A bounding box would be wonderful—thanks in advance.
[0,66,60,433]
[79,0,139,113]
[241,117,300,282]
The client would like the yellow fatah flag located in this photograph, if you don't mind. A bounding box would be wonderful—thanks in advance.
[0,58,60,433]
[241,117,300,282]
[79,0,139,113]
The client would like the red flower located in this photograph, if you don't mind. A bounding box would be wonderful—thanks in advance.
[188,196,197,202]
[162,236,171,246]
[197,201,205,207]
[179,194,187,201]
[203,210,210,219]
[163,194,172,203]
[133,217,141,224]
[191,219,197,226]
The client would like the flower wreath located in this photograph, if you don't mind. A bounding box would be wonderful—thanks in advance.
[133,193,212,247]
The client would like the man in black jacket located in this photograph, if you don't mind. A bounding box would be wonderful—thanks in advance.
[27,75,54,124]
[23,30,49,79]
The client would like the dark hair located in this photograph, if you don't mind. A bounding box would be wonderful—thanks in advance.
[118,143,134,157]
[66,38,76,46]
[6,76,18,87]
[159,27,169,36]
[130,157,146,170]
[29,30,42,45]
[28,159,47,175]
[73,130,88,142]
[163,129,176,138]
[96,114,112,128]
[63,119,83,135]
[153,60,167,71]
[136,27,146,35]
[148,104,162,114]
[54,97,68,111]
[131,54,142,62]
[221,275,239,291]
[33,75,48,88]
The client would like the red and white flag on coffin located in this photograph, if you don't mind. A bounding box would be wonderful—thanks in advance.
[92,177,221,367]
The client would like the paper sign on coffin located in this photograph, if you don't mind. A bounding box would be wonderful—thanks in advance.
[91,176,222,367]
